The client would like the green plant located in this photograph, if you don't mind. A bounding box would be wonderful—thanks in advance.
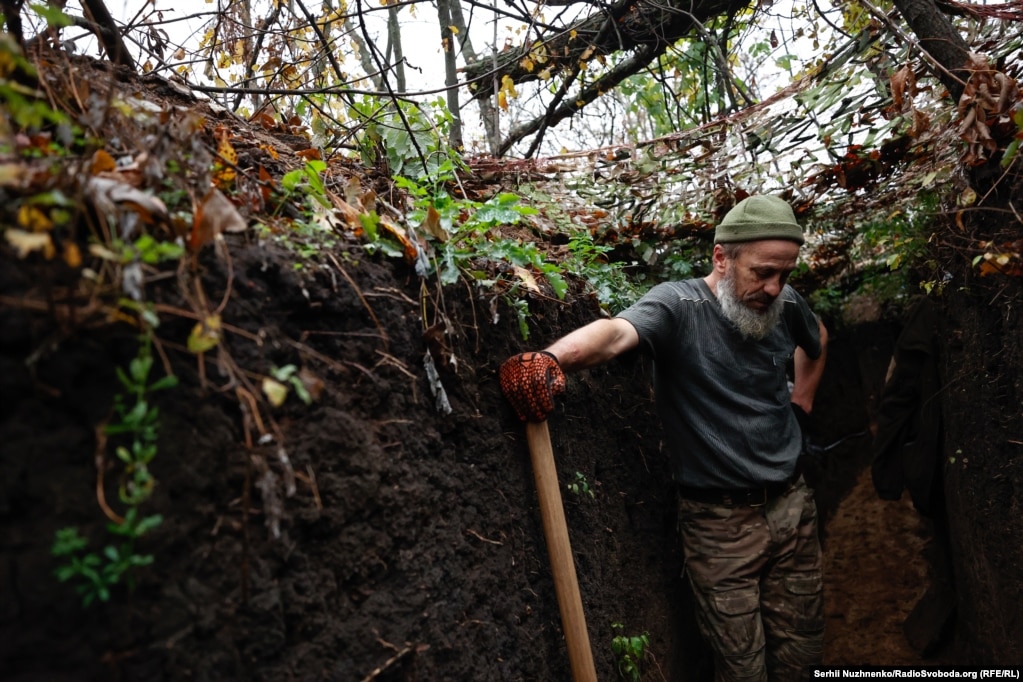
[106,329,179,505]
[52,509,163,606]
[567,471,595,499]
[280,160,329,208]
[52,323,175,606]
[611,622,650,682]
[262,363,313,407]
[352,97,464,179]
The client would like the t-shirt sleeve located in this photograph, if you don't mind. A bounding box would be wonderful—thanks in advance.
[614,283,680,362]
[785,287,822,359]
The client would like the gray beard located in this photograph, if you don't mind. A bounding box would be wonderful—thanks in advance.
[717,273,784,340]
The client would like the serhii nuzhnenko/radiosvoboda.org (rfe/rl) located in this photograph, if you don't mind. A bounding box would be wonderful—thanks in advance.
[812,668,1022,680]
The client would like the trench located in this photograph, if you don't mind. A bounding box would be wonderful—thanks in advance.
[809,325,960,668]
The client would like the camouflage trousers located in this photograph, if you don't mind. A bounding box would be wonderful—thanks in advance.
[677,476,824,682]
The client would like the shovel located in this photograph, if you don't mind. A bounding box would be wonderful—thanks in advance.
[525,420,597,682]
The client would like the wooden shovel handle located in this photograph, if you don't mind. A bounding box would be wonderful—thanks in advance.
[526,420,597,682]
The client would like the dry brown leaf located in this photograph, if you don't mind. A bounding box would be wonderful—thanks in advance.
[91,149,117,175]
[360,189,377,214]
[83,176,169,226]
[891,65,913,112]
[380,218,420,264]
[329,194,364,232]
[190,187,247,250]
[512,265,540,293]
[298,367,325,401]
[258,165,274,204]
[420,205,449,242]
[344,177,362,206]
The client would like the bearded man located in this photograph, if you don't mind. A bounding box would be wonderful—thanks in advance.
[499,195,828,681]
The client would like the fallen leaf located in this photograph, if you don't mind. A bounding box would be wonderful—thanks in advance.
[513,265,540,293]
[380,218,420,264]
[91,149,117,175]
[212,127,237,188]
[420,205,449,242]
[17,204,53,232]
[5,229,54,258]
[191,187,247,250]
[0,163,24,188]
[63,241,82,268]
[262,377,289,407]
[298,367,325,401]
[187,315,222,353]
[83,176,169,226]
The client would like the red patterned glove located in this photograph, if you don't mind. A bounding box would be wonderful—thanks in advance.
[499,351,566,422]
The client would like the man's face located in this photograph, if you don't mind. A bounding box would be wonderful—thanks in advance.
[720,240,800,311]
[716,240,800,339]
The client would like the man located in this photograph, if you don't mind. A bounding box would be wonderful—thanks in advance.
[499,195,828,681]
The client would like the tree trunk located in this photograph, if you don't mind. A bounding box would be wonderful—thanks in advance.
[436,0,463,149]
[463,0,750,99]
[890,0,972,100]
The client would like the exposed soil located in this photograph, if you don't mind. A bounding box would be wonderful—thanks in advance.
[2,49,1021,682]
[0,233,971,681]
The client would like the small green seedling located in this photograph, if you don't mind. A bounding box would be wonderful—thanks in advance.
[611,622,650,682]
[567,471,595,499]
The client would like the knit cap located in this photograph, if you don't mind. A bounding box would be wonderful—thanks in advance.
[714,195,805,245]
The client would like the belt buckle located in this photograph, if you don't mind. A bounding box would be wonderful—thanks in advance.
[747,488,768,507]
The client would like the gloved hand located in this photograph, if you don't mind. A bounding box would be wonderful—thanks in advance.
[499,351,566,422]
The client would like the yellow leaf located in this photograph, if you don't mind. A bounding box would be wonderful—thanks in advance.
[498,90,508,111]
[539,67,552,81]
[262,378,289,407]
[5,229,54,258]
[569,29,577,40]
[520,57,534,72]
[187,315,222,354]
[501,74,517,98]
[63,242,82,268]
[17,205,53,232]
[259,143,279,161]
[213,127,237,188]
[448,25,458,34]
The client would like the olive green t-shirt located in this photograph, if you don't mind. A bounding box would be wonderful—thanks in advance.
[616,279,821,488]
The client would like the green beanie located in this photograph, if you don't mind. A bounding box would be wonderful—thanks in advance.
[714,195,805,245]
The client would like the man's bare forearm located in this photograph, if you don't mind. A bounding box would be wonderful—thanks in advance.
[545,318,639,372]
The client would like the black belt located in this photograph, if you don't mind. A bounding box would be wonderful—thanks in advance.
[678,472,801,508]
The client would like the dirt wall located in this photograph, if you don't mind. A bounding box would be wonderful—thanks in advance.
[940,279,1023,664]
